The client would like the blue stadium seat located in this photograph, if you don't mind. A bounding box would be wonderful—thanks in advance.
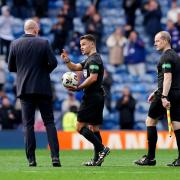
[40,18,53,35]
[4,83,13,93]
[134,121,146,130]
[73,17,85,34]
[12,18,24,38]
[136,101,149,113]
[135,112,147,123]
[6,92,16,104]
[6,73,15,83]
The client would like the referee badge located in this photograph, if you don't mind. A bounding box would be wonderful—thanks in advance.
[83,69,88,78]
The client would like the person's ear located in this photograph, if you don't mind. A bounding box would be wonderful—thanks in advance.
[35,29,39,35]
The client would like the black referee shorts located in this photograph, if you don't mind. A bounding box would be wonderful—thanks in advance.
[148,91,180,122]
[77,92,104,125]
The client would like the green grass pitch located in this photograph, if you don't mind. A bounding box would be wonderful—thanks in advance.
[0,149,180,180]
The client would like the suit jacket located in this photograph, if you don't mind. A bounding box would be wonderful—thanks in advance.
[8,34,57,97]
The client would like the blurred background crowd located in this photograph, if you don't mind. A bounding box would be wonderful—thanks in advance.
[0,0,180,131]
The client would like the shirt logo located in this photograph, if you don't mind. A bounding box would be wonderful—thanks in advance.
[89,65,99,70]
[83,69,87,78]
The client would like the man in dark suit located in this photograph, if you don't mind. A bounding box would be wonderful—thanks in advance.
[8,19,61,167]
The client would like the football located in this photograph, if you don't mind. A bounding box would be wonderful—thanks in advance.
[62,72,78,88]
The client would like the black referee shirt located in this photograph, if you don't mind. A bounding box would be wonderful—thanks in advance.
[80,53,104,94]
[157,49,180,92]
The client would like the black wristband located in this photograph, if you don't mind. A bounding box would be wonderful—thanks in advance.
[161,95,168,99]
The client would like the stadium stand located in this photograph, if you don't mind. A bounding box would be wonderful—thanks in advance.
[0,0,180,131]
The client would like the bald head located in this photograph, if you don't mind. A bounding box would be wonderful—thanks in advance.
[154,31,172,52]
[155,31,171,44]
[24,19,39,35]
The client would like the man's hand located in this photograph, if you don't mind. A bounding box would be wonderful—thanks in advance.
[161,98,171,109]
[65,85,79,92]
[122,96,129,104]
[60,49,69,62]
[8,113,15,120]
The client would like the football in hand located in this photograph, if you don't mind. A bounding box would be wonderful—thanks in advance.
[62,72,78,88]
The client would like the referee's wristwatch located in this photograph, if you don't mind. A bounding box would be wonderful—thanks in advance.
[161,95,168,99]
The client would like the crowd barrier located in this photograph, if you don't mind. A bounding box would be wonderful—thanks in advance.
[57,131,177,150]
[0,130,177,149]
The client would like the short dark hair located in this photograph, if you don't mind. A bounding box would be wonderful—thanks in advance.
[70,105,78,113]
[80,34,96,45]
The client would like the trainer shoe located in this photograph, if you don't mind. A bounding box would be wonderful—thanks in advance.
[52,157,61,167]
[82,159,97,166]
[167,159,180,167]
[28,158,37,167]
[82,159,102,166]
[96,147,110,166]
[134,155,156,166]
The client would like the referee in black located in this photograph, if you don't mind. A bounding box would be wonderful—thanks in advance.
[134,31,180,166]
[61,34,110,166]
[8,19,61,167]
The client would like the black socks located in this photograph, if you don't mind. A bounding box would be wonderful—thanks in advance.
[79,127,104,153]
[94,131,102,143]
[147,126,157,160]
[94,131,102,161]
[147,127,180,160]
[174,129,180,159]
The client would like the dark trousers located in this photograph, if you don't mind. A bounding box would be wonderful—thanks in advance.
[0,38,11,62]
[20,95,59,160]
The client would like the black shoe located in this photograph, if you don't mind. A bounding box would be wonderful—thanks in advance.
[82,159,102,166]
[96,147,110,166]
[28,159,37,167]
[52,157,61,167]
[134,155,156,166]
[167,159,180,167]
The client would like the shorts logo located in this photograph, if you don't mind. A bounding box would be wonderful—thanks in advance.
[83,69,88,78]
[162,63,171,69]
